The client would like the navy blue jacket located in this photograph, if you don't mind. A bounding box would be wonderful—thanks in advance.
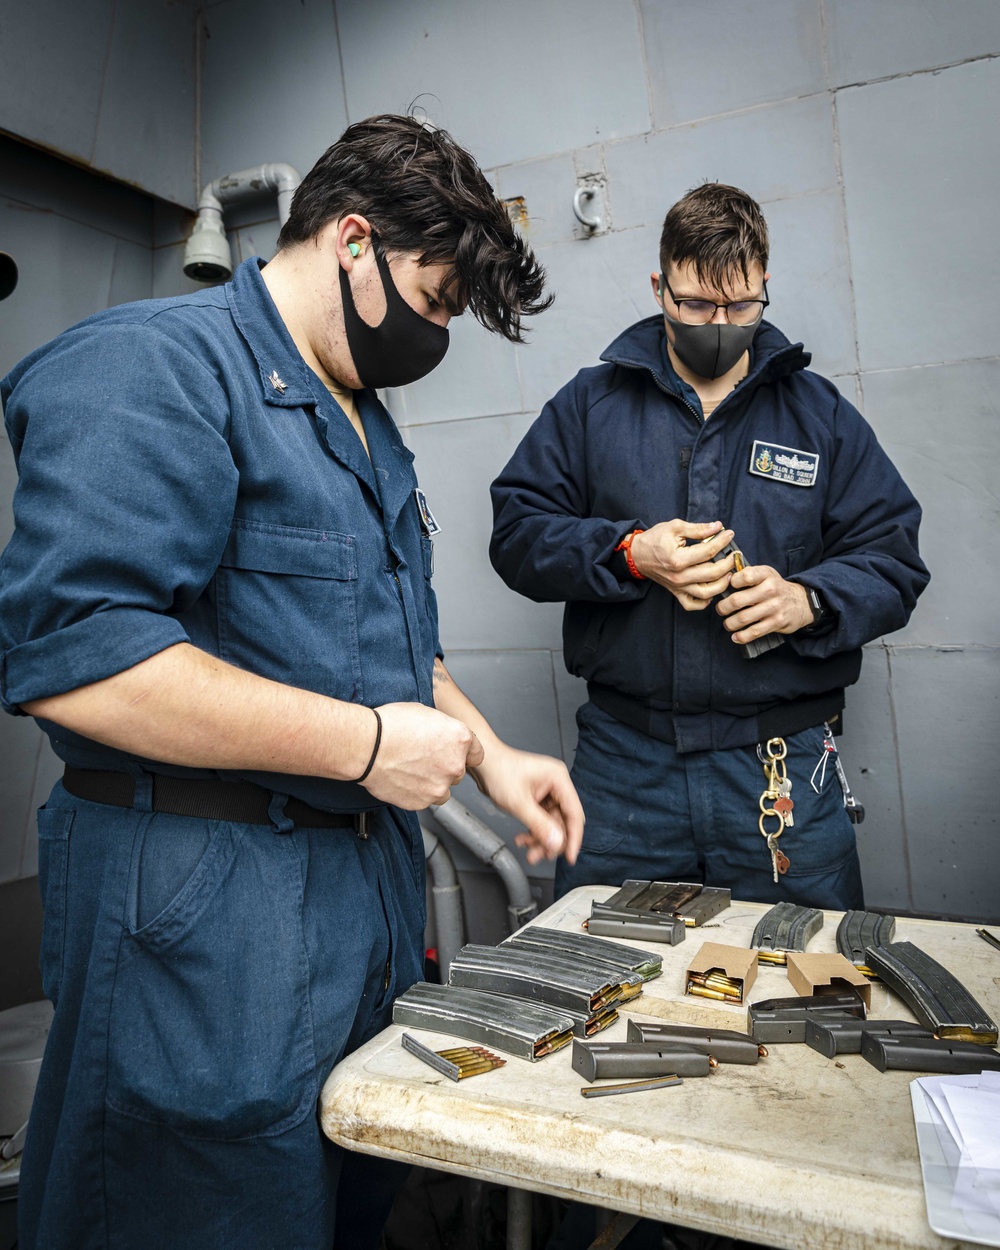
[490,315,929,752]
[1,259,440,810]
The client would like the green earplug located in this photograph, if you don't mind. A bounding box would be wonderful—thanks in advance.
[348,242,361,257]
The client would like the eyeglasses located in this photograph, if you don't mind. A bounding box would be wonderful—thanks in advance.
[659,275,769,327]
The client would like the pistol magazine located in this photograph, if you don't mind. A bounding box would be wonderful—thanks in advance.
[586,911,686,944]
[836,910,896,976]
[627,1019,765,1064]
[751,901,823,964]
[862,940,998,1045]
[748,990,866,1044]
[572,1039,714,1082]
[711,538,784,659]
[804,1017,931,1059]
[505,926,663,981]
[392,982,575,1061]
[861,1033,1000,1074]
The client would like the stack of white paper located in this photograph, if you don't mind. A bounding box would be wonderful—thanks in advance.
[911,1071,1000,1246]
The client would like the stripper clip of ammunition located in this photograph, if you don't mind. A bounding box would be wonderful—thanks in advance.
[401,1033,507,1081]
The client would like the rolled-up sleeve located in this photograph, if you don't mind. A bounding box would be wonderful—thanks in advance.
[0,321,238,712]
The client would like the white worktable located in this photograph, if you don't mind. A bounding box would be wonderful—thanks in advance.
[320,889,1000,1250]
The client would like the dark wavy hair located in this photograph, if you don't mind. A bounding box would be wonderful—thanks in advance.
[659,183,769,290]
[278,114,551,342]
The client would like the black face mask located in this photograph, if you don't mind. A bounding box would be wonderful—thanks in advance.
[663,309,757,380]
[339,236,449,389]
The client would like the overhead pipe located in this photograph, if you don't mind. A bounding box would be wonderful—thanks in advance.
[183,163,301,283]
[430,798,538,934]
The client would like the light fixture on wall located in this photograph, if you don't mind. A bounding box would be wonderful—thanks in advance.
[0,251,17,300]
[183,163,301,282]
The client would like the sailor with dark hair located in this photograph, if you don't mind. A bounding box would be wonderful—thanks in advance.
[491,181,928,910]
[0,114,582,1250]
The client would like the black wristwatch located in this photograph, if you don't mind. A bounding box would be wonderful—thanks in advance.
[800,586,833,635]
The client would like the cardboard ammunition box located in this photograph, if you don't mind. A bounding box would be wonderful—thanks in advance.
[785,952,872,1012]
[685,942,758,1005]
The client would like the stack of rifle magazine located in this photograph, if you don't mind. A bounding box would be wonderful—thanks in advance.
[588,880,730,942]
[392,982,574,1061]
[503,925,663,981]
[448,942,643,1034]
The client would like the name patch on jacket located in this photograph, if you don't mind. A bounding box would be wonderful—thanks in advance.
[749,441,819,487]
[414,487,442,535]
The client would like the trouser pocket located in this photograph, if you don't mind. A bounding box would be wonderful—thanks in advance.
[106,815,316,1140]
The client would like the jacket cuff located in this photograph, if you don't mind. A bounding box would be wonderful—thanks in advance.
[1,609,190,712]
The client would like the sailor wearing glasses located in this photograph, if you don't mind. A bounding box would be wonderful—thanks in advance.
[490,182,928,909]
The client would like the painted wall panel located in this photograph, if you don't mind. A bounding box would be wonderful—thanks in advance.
[402,412,564,653]
[200,0,348,187]
[336,0,651,170]
[835,648,910,913]
[860,359,1000,648]
[893,647,999,922]
[0,198,118,375]
[0,135,154,248]
[0,718,39,883]
[107,239,154,309]
[604,93,837,232]
[838,58,1000,371]
[0,0,114,165]
[825,0,1000,87]
[0,0,197,207]
[93,0,198,206]
[757,190,856,379]
[639,0,825,127]
[495,153,586,250]
[516,225,661,414]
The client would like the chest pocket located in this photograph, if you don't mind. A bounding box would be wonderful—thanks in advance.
[216,520,363,703]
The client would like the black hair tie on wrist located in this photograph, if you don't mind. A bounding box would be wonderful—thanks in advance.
[354,708,382,784]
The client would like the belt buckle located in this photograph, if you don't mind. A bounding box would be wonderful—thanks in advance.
[354,811,372,839]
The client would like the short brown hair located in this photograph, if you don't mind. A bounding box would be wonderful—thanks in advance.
[659,183,769,290]
[278,114,551,343]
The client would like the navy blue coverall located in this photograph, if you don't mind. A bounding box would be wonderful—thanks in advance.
[0,259,437,1249]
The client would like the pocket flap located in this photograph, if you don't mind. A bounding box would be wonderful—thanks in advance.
[221,521,356,579]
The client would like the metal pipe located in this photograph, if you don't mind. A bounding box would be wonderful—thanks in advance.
[506,1186,532,1250]
[430,798,538,933]
[421,824,465,979]
[183,163,301,282]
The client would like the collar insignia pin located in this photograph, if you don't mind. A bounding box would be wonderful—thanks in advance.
[268,370,287,393]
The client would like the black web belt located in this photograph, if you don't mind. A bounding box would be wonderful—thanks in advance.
[587,684,844,747]
[62,766,376,834]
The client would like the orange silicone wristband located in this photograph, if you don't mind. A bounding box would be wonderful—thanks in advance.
[614,529,647,581]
